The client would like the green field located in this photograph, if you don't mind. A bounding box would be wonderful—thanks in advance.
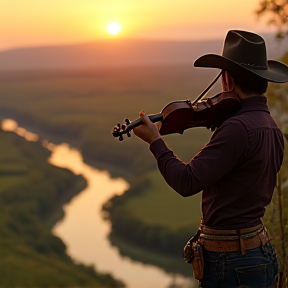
[0,66,218,172]
[121,169,202,230]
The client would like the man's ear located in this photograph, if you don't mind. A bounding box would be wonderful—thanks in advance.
[223,71,235,92]
[228,73,235,91]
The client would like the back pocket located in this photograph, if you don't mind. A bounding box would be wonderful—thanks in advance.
[235,263,267,287]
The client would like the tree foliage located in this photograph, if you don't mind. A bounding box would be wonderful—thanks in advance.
[264,52,288,288]
[255,0,288,39]
[264,137,288,288]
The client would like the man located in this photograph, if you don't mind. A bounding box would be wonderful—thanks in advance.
[133,30,288,288]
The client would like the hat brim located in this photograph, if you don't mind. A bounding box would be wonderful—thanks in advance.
[194,54,288,83]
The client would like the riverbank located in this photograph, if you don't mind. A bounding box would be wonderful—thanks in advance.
[0,129,125,287]
[48,143,195,287]
[0,114,204,277]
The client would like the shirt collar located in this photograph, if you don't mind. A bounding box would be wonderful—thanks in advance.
[234,95,270,116]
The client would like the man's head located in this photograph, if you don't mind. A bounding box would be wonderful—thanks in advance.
[194,30,288,84]
[221,70,268,97]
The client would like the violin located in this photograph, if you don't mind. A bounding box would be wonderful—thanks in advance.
[112,72,241,141]
[112,92,241,141]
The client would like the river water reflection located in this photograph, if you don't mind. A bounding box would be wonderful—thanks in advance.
[1,119,196,288]
[49,143,179,288]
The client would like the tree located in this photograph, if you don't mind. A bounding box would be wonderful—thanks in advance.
[255,0,288,39]
[264,136,288,288]
[264,52,288,287]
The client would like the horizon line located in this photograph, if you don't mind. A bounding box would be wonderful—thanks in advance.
[1,32,281,53]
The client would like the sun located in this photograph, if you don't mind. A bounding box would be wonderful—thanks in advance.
[107,22,121,35]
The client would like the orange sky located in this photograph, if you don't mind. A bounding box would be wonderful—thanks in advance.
[0,0,276,51]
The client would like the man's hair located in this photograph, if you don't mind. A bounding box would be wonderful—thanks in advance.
[229,71,268,95]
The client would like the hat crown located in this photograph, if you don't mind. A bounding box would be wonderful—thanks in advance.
[222,30,268,70]
[193,29,288,83]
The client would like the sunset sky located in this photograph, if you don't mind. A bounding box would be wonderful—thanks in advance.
[0,0,276,51]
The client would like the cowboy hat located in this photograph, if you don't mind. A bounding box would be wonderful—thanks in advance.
[194,30,288,83]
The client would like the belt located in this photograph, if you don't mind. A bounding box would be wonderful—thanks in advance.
[198,224,270,255]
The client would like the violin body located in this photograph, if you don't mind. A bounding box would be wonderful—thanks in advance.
[112,91,241,141]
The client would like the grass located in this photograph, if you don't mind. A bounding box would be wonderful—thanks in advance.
[122,168,202,231]
[0,132,30,190]
[109,232,192,277]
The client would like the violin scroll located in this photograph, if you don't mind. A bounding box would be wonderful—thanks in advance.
[113,118,131,141]
[112,114,164,141]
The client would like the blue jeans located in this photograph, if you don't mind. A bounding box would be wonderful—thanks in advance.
[199,243,278,288]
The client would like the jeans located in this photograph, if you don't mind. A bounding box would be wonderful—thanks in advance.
[199,243,278,288]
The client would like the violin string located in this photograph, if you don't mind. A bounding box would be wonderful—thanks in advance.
[192,71,223,105]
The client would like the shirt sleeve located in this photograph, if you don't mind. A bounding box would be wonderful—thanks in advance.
[149,118,248,197]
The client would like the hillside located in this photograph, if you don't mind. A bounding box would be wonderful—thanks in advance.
[0,34,287,70]
[0,39,220,70]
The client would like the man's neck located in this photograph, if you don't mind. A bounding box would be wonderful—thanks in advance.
[234,87,260,100]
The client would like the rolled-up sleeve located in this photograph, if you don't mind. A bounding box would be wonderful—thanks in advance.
[149,119,248,197]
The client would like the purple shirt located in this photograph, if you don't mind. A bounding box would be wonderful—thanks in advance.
[150,96,284,229]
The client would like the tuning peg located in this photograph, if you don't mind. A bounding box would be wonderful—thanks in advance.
[127,131,131,137]
[121,124,126,131]
[114,123,121,131]
[119,135,124,141]
[125,118,131,125]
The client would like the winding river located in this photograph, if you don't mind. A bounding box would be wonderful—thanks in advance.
[1,119,196,288]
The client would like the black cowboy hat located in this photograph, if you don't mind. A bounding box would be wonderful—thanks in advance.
[194,30,288,83]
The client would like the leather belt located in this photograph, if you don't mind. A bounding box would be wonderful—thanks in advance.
[198,224,270,255]
[201,223,264,236]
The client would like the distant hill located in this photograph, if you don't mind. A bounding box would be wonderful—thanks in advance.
[0,34,287,70]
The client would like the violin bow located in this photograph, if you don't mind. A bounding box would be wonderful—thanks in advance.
[192,71,223,105]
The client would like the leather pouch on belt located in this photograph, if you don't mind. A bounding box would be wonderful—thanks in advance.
[183,230,200,263]
[183,231,204,280]
[183,239,194,263]
[191,242,204,280]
